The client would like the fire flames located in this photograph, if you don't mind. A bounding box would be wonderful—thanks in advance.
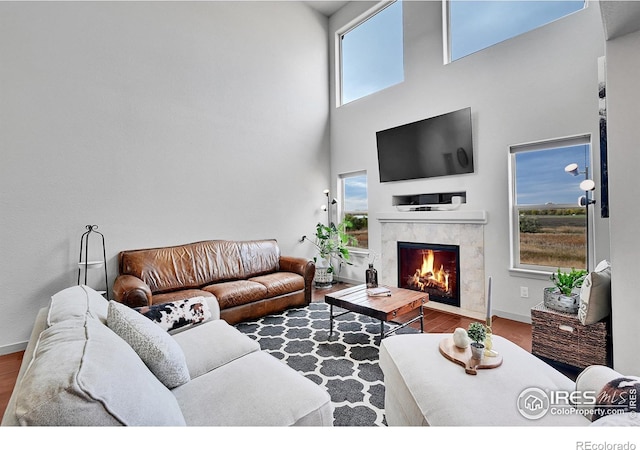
[408,250,450,293]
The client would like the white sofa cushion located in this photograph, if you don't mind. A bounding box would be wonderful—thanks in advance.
[107,301,190,389]
[15,318,186,426]
[172,351,333,426]
[47,285,108,325]
[172,319,260,379]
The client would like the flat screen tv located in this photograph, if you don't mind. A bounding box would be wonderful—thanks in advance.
[376,107,474,183]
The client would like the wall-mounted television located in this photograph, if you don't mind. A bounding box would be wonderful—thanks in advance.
[376,107,474,183]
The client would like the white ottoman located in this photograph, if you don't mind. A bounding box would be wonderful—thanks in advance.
[379,333,590,426]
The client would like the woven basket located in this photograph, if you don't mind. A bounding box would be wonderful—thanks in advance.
[543,287,579,314]
[531,302,610,369]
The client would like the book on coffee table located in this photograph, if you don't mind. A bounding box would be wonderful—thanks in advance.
[366,287,392,297]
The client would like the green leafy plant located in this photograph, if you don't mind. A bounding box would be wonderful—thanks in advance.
[467,322,487,345]
[550,268,587,295]
[306,220,357,273]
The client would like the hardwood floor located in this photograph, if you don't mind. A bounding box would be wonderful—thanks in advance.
[0,283,534,421]
[0,350,24,420]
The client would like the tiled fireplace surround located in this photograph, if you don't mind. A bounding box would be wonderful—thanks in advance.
[377,210,488,319]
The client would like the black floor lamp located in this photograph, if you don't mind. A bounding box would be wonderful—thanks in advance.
[564,163,596,271]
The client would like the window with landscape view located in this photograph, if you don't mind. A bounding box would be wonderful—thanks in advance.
[447,0,586,62]
[510,136,591,271]
[340,172,368,250]
[339,1,403,105]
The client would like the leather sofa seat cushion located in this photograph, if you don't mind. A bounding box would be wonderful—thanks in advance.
[250,272,305,298]
[203,280,268,309]
[15,318,186,426]
[172,319,260,379]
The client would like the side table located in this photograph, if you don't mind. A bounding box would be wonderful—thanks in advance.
[531,302,612,370]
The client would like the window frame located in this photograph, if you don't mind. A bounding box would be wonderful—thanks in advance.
[338,170,369,252]
[444,0,587,64]
[508,134,593,275]
[337,0,403,106]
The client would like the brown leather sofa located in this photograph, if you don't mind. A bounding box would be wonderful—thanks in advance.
[113,239,315,324]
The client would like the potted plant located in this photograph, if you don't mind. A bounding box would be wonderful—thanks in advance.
[467,322,487,360]
[305,220,357,288]
[544,268,587,313]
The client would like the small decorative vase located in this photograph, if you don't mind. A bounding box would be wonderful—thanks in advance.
[366,263,378,288]
[470,342,484,360]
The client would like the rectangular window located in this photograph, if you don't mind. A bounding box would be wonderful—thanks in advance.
[509,136,591,272]
[339,1,404,105]
[339,172,368,250]
[446,0,586,62]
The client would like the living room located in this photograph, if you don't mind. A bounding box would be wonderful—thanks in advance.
[1,0,639,441]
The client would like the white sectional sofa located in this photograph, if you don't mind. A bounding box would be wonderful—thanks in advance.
[2,285,333,426]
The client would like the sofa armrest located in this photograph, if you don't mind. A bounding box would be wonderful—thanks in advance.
[279,256,315,303]
[575,365,624,421]
[113,274,152,308]
[576,365,623,394]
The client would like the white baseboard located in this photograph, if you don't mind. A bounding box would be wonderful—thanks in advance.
[0,340,28,356]
[493,309,531,324]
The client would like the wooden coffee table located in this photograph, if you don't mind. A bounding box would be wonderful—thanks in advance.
[325,284,428,343]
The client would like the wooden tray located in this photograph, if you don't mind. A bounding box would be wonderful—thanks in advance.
[439,337,503,375]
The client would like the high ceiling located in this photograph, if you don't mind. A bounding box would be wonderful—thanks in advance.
[304,1,349,17]
[600,0,640,40]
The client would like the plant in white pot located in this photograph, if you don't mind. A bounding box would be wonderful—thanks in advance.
[467,322,487,360]
[305,221,357,288]
[544,268,587,314]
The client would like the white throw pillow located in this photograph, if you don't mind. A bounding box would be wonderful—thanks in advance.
[578,260,612,326]
[107,301,190,389]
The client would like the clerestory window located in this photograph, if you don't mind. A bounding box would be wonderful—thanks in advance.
[339,1,404,105]
[446,0,586,62]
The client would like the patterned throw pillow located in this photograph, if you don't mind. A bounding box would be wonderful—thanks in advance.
[136,297,212,332]
[578,260,612,326]
[107,301,190,389]
[592,377,640,422]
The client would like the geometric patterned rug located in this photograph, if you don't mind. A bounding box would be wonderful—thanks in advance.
[234,302,419,426]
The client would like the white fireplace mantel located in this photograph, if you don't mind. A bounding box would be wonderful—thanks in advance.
[375,210,488,225]
[377,209,488,319]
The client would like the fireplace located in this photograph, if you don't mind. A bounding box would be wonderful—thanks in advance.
[397,241,460,307]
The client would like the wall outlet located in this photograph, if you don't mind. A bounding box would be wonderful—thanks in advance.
[520,286,529,298]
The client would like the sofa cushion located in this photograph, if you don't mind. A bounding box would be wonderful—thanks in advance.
[118,240,244,293]
[249,272,305,297]
[47,285,108,326]
[238,239,280,278]
[107,301,190,389]
[135,297,212,333]
[171,351,333,426]
[203,280,268,309]
[172,319,260,379]
[578,260,612,325]
[15,318,186,426]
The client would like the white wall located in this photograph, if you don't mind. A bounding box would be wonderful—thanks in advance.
[603,29,640,374]
[0,1,331,353]
[329,2,608,322]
